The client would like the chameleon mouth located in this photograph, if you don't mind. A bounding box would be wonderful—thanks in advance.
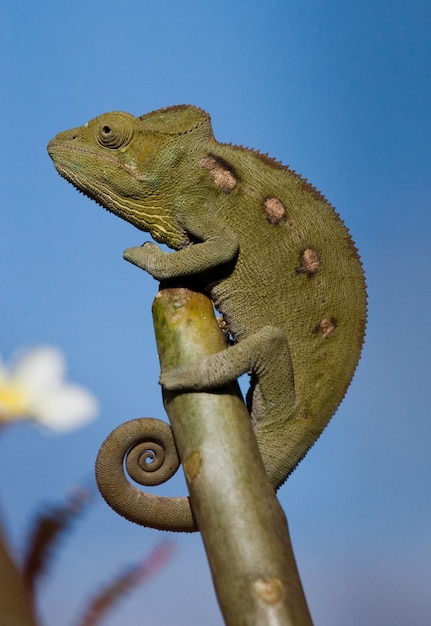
[50,159,110,212]
[48,151,188,248]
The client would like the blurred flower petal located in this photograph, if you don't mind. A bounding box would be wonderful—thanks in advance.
[0,347,98,432]
[33,385,99,432]
[13,347,65,393]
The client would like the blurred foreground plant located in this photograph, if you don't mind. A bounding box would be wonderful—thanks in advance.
[0,346,174,625]
[76,540,175,626]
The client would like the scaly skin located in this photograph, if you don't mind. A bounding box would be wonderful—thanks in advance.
[48,105,367,532]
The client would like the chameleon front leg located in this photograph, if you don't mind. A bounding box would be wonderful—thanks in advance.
[123,215,239,281]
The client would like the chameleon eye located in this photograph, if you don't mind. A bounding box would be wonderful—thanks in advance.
[96,113,134,149]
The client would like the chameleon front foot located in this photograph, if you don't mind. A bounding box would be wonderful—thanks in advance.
[123,243,171,280]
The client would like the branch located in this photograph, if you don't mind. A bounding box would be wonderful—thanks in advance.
[153,287,313,626]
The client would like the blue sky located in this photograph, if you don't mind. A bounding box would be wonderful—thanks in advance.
[1,1,430,624]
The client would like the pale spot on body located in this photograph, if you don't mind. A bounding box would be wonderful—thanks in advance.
[296,249,321,276]
[200,156,237,193]
[264,197,286,224]
[317,318,337,338]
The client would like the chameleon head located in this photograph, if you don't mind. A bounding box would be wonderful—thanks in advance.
[47,109,200,248]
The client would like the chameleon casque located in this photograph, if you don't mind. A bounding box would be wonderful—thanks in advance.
[48,105,366,532]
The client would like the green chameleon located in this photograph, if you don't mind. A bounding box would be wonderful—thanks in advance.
[48,105,366,532]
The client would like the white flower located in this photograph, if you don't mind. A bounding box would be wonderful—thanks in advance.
[0,347,99,432]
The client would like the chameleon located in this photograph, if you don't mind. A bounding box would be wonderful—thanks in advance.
[47,105,366,532]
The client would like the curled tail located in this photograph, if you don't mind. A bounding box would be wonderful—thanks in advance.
[95,418,198,532]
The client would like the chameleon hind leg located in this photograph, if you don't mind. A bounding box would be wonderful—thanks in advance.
[160,325,296,487]
[160,325,295,424]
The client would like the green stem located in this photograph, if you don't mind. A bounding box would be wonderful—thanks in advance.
[153,287,313,626]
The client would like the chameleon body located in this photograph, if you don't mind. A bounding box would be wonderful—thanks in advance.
[48,105,366,532]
